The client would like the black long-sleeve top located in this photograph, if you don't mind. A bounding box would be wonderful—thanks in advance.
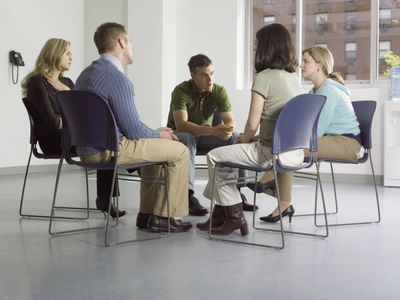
[25,75,74,139]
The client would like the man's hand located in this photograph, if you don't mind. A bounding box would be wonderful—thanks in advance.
[158,127,179,141]
[213,124,233,140]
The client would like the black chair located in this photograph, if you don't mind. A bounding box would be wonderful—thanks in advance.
[20,98,91,220]
[49,90,170,246]
[314,100,381,226]
[208,94,328,249]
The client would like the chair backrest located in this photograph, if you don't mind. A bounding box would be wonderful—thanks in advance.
[352,100,376,150]
[22,97,60,159]
[56,90,119,167]
[272,94,327,156]
[22,98,39,146]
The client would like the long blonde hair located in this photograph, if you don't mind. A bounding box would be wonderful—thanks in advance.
[21,38,71,96]
[303,46,344,85]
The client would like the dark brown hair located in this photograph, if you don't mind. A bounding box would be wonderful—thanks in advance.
[94,22,127,54]
[188,54,212,74]
[254,23,298,73]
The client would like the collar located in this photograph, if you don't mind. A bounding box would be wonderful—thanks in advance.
[101,53,124,72]
[190,80,211,98]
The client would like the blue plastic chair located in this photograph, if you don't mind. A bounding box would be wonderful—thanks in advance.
[49,90,170,246]
[20,98,92,220]
[315,100,381,226]
[208,94,328,249]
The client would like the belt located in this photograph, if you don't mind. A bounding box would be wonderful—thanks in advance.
[341,133,362,144]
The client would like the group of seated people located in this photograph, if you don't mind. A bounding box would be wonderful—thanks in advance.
[21,22,362,237]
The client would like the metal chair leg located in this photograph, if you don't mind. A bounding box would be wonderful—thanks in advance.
[293,167,338,218]
[20,149,94,220]
[258,163,329,238]
[315,150,381,227]
[49,158,104,235]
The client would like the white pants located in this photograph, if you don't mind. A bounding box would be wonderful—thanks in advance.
[203,141,273,206]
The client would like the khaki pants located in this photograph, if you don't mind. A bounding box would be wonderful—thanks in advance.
[82,137,189,217]
[203,141,275,206]
[311,135,363,160]
[263,135,362,203]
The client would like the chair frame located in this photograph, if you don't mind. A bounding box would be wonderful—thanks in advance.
[207,94,329,249]
[20,98,94,220]
[48,90,170,246]
[314,100,381,227]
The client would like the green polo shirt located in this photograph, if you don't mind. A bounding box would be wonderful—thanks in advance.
[167,80,232,130]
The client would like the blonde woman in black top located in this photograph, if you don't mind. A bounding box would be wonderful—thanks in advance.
[21,38,126,218]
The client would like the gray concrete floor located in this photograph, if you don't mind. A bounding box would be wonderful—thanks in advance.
[0,169,399,300]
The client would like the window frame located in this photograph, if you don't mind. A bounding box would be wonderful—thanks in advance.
[246,0,389,86]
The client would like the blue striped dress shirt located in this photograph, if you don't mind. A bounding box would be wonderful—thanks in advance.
[74,54,159,154]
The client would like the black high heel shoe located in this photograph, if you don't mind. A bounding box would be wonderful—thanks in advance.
[247,180,276,193]
[259,205,295,223]
[96,197,127,219]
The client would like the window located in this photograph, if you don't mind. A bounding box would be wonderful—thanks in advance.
[252,0,296,49]
[345,11,357,31]
[345,74,357,80]
[264,15,276,25]
[379,9,391,29]
[378,2,400,77]
[304,0,371,81]
[379,41,391,60]
[291,14,296,33]
[315,13,328,34]
[345,42,357,64]
[251,0,400,82]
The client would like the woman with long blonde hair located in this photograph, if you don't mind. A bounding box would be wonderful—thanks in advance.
[251,45,362,223]
[21,38,73,153]
[22,38,126,218]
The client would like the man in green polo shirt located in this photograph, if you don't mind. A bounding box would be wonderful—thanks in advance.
[167,54,257,216]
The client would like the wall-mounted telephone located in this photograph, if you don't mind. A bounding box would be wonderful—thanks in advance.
[9,50,25,66]
[9,50,25,84]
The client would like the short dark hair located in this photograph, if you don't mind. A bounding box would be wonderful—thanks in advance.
[94,22,127,54]
[188,54,212,74]
[254,23,298,73]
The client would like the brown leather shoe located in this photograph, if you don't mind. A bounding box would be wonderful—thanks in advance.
[136,212,152,229]
[189,195,208,216]
[147,215,192,233]
[196,204,224,231]
[247,180,276,193]
[240,193,259,211]
[211,203,249,236]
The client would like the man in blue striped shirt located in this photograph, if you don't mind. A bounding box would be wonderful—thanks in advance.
[75,22,192,232]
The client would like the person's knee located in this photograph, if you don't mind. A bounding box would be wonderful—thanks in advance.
[175,131,196,145]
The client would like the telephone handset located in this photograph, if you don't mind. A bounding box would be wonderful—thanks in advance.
[9,50,24,84]
[9,50,25,66]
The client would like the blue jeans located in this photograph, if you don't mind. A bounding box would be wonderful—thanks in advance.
[174,131,245,191]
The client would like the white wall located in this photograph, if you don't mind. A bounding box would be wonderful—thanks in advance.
[0,0,390,177]
[0,0,84,169]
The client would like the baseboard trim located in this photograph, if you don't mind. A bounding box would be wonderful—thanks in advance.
[1,164,383,185]
[0,164,80,175]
